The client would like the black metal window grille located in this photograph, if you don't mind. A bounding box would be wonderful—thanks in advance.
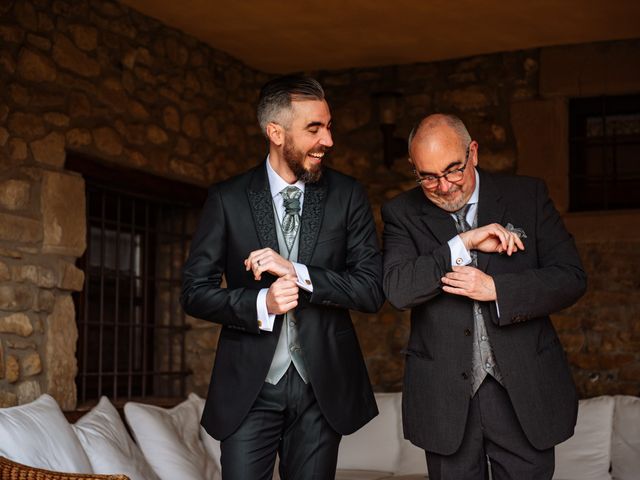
[68,155,206,406]
[569,95,640,211]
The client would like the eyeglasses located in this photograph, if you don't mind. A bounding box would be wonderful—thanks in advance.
[413,142,472,189]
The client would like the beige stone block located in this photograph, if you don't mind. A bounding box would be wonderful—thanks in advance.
[129,100,149,120]
[0,104,9,122]
[15,0,38,30]
[0,179,30,210]
[22,351,42,377]
[147,124,168,145]
[125,149,148,168]
[163,105,180,132]
[0,391,18,408]
[182,113,202,139]
[35,289,55,313]
[0,127,8,147]
[6,355,19,383]
[52,33,100,77]
[57,260,84,291]
[92,126,123,156]
[439,86,494,111]
[6,339,37,350]
[8,138,28,162]
[26,33,51,52]
[0,285,34,311]
[9,83,30,106]
[30,131,66,167]
[69,24,98,52]
[541,42,640,97]
[69,92,91,118]
[0,312,34,336]
[37,12,54,32]
[0,212,41,243]
[66,128,92,148]
[0,246,23,259]
[45,295,77,410]
[12,264,56,288]
[43,112,70,127]
[0,25,25,44]
[511,98,569,213]
[175,136,191,156]
[8,112,46,140]
[41,170,86,256]
[169,158,204,181]
[17,380,41,404]
[0,261,9,281]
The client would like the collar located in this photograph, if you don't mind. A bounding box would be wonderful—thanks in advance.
[266,155,305,199]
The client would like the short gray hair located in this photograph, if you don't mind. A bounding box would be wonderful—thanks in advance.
[257,75,325,136]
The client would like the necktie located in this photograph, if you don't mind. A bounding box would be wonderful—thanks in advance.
[453,204,472,233]
[281,186,302,253]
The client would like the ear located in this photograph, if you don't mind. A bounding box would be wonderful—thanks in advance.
[470,140,479,166]
[266,122,284,146]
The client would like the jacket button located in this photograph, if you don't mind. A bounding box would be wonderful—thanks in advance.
[461,372,468,380]
[464,328,471,336]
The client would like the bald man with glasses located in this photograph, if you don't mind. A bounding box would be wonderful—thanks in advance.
[382,113,587,479]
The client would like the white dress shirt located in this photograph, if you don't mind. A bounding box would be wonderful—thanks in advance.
[257,156,313,331]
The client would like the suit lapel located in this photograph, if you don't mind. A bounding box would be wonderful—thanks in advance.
[247,162,279,253]
[418,193,459,246]
[298,178,326,265]
[477,170,506,272]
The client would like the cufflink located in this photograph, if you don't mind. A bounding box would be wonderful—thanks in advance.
[456,257,464,265]
[257,319,263,327]
[304,279,311,285]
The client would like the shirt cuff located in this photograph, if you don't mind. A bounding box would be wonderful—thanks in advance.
[257,288,275,331]
[292,262,313,292]
[448,235,472,267]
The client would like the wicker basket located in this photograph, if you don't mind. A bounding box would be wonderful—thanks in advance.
[0,457,129,480]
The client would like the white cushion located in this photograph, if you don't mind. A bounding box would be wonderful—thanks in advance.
[188,394,222,476]
[337,392,401,474]
[0,393,93,473]
[554,395,614,480]
[335,470,393,480]
[124,393,218,480]
[396,436,428,475]
[611,395,640,480]
[72,396,159,480]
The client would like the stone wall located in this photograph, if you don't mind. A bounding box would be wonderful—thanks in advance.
[315,40,640,397]
[0,0,266,408]
[1,0,638,408]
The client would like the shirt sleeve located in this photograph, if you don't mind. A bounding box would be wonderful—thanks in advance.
[292,262,313,293]
[256,288,276,331]
[448,235,472,267]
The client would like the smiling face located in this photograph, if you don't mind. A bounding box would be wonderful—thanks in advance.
[410,123,478,212]
[268,99,333,184]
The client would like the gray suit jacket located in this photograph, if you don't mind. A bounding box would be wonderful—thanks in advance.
[181,161,383,440]
[382,169,587,454]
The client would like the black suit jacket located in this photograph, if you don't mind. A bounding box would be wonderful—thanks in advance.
[382,169,586,455]
[181,161,383,440]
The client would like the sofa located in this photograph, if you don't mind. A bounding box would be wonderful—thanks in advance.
[0,391,638,480]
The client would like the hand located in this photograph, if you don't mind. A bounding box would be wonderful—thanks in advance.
[244,247,296,281]
[441,266,497,301]
[266,275,299,315]
[459,223,525,256]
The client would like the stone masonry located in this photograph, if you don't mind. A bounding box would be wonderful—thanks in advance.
[1,0,639,408]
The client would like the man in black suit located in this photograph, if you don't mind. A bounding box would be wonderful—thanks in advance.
[181,75,383,479]
[382,114,586,479]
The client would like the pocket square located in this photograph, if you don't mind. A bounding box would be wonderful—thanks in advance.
[505,223,527,239]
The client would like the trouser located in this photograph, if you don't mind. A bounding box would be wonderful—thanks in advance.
[220,365,341,480]
[426,376,555,480]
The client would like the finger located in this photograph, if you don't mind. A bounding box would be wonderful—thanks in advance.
[442,285,468,296]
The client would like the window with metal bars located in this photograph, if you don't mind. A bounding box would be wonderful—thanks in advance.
[569,95,640,211]
[67,155,206,406]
